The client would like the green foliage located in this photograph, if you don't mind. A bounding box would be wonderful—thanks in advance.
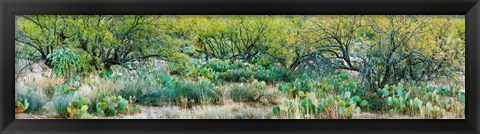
[47,49,80,78]
[15,15,465,119]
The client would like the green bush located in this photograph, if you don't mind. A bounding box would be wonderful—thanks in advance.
[47,49,81,80]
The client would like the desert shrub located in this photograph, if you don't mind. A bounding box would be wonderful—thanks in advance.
[254,65,296,83]
[47,48,80,78]
[230,80,268,102]
[15,89,47,114]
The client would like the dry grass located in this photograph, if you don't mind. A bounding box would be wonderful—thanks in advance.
[99,102,272,119]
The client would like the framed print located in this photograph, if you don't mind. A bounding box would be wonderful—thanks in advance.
[1,0,479,134]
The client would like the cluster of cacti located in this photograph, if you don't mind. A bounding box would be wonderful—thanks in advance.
[66,97,97,119]
[277,74,315,98]
[407,97,423,112]
[419,86,464,118]
[422,83,461,96]
[376,82,413,114]
[423,88,441,105]
[318,92,365,119]
[95,96,141,116]
[317,72,364,95]
[169,58,296,84]
[53,76,81,95]
[254,66,296,83]
[15,97,29,113]
[371,80,465,118]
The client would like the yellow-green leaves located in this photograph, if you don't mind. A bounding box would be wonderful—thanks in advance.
[81,105,88,111]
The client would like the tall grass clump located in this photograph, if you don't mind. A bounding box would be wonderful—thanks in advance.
[229,80,273,103]
[53,94,76,118]
[172,78,222,105]
[114,72,221,106]
[114,73,175,106]
[15,88,47,114]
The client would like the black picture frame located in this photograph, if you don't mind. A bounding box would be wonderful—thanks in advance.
[1,0,479,134]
